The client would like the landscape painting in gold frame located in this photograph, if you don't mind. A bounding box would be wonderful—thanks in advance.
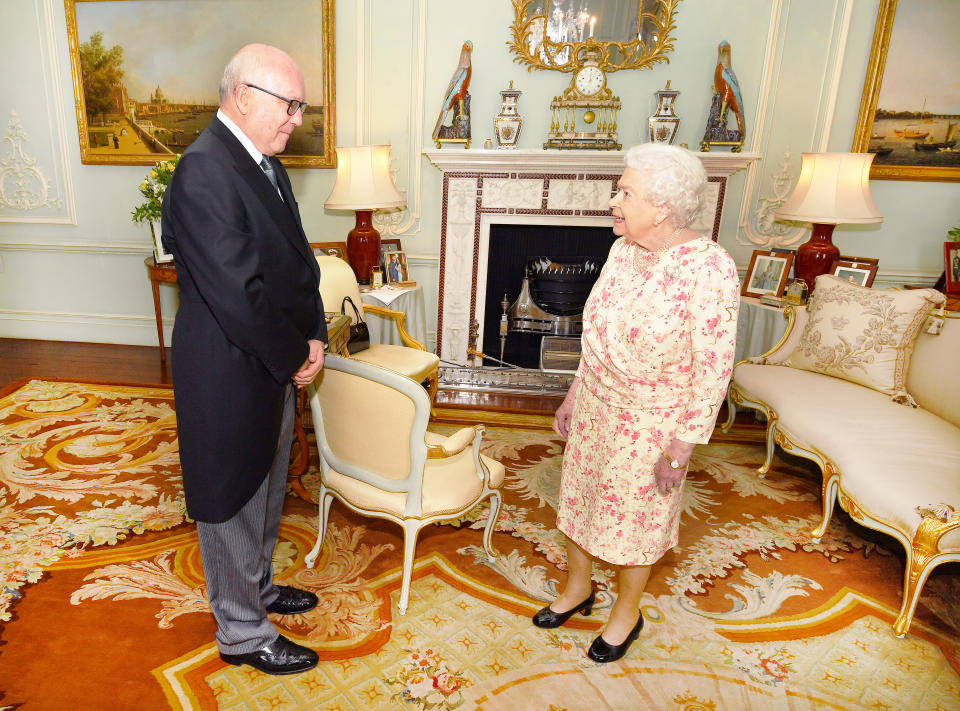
[64,0,335,168]
[851,0,960,182]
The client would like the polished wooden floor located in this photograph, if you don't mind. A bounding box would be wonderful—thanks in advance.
[0,338,564,415]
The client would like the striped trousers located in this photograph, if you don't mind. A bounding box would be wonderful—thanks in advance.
[195,384,295,654]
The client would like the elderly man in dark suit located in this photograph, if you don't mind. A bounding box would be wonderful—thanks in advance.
[161,44,326,675]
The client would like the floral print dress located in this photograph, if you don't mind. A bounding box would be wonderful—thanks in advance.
[555,236,740,566]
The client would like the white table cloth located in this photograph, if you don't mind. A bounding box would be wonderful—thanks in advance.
[360,285,428,346]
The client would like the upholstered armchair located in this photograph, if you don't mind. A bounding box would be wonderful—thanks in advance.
[315,254,439,407]
[303,354,504,614]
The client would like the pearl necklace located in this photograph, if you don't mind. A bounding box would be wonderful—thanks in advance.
[632,225,684,272]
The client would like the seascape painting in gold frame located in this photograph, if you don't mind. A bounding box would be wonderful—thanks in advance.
[851,0,960,182]
[64,0,335,168]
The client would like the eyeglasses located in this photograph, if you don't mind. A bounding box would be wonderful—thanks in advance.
[243,83,308,116]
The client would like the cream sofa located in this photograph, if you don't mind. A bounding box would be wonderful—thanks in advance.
[724,294,960,637]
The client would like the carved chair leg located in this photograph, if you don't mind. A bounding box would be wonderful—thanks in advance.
[398,521,423,615]
[721,389,737,433]
[758,416,777,478]
[810,471,839,543]
[482,491,502,561]
[305,489,335,568]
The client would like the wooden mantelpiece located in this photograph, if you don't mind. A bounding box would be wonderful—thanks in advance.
[425,149,759,364]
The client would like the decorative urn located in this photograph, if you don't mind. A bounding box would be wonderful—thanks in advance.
[494,81,523,149]
[648,81,680,145]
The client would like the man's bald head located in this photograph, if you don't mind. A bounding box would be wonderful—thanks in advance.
[219,44,297,105]
[218,44,305,156]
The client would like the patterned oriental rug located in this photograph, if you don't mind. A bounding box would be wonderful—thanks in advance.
[1,379,959,711]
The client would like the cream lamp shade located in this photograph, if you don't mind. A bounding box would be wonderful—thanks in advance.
[324,145,405,285]
[324,145,405,210]
[775,152,882,292]
[775,152,882,225]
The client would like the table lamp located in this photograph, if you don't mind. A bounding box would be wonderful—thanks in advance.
[775,152,882,292]
[324,145,405,284]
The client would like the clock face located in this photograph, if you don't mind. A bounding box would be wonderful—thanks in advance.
[574,65,605,96]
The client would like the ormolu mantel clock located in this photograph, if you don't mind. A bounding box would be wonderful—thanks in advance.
[545,49,621,150]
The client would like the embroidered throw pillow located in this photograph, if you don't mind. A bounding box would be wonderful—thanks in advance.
[785,274,945,405]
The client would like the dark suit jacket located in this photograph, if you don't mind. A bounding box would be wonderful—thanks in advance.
[161,117,327,523]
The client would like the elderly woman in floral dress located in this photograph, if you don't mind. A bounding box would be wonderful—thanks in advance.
[532,144,740,663]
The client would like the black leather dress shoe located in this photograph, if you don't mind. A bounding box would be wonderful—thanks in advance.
[266,585,318,615]
[220,634,319,675]
[587,612,644,663]
[532,589,596,629]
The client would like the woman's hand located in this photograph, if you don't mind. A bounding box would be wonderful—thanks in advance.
[653,439,695,495]
[552,378,580,439]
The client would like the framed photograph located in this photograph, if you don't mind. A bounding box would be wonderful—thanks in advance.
[383,251,409,285]
[742,250,794,298]
[851,0,960,182]
[379,238,402,272]
[310,241,349,264]
[945,242,960,294]
[829,256,879,288]
[64,0,335,168]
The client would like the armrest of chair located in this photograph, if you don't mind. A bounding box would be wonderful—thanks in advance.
[425,425,483,459]
[362,303,427,350]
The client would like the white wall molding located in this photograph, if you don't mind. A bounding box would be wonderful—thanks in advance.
[0,0,76,224]
[0,241,151,255]
[363,0,425,239]
[737,0,852,248]
[0,307,162,345]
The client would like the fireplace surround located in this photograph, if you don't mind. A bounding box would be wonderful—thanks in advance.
[425,149,758,364]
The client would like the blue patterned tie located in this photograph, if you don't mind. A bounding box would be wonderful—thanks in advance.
[260,157,280,195]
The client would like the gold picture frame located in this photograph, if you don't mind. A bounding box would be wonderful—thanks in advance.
[64,0,336,168]
[829,255,879,288]
[851,0,960,182]
[310,241,349,264]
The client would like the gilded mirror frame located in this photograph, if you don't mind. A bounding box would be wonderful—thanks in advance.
[508,0,682,73]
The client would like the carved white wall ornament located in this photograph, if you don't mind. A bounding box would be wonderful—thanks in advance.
[751,152,804,248]
[0,111,61,212]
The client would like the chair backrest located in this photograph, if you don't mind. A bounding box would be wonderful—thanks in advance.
[316,255,365,324]
[308,354,431,514]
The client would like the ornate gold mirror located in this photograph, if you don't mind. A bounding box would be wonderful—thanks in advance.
[508,0,682,73]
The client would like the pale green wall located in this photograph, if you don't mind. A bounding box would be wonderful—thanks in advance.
[1,0,957,350]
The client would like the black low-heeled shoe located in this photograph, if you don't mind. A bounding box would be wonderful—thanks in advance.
[532,589,596,629]
[586,611,644,663]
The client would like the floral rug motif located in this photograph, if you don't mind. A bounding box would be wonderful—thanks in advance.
[1,380,959,711]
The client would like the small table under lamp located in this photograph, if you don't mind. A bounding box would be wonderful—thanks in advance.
[774,152,882,293]
[324,145,406,284]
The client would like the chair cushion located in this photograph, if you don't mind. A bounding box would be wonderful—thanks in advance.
[785,274,944,405]
[351,345,439,383]
[323,452,504,519]
[733,362,960,546]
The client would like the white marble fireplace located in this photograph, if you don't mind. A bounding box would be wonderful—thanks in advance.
[424,149,756,364]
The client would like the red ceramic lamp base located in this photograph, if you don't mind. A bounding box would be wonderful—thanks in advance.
[794,223,839,294]
[345,209,380,285]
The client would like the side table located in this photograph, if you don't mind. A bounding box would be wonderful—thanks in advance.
[360,284,428,346]
[144,256,177,364]
[735,296,790,363]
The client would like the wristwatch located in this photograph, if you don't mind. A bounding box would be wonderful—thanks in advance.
[668,457,682,470]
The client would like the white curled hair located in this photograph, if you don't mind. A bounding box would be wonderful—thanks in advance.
[623,144,707,228]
